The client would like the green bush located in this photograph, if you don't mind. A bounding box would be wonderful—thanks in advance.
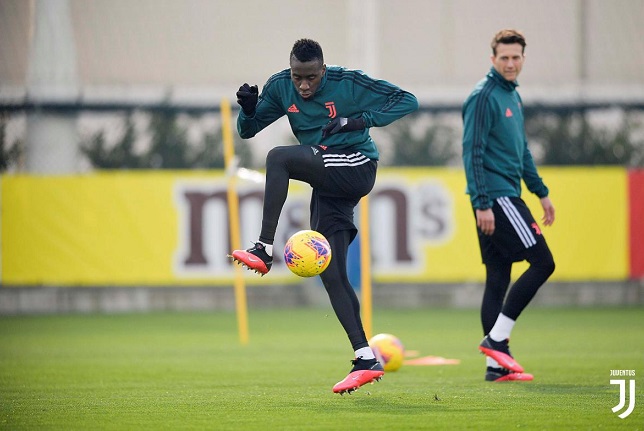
[81,110,252,170]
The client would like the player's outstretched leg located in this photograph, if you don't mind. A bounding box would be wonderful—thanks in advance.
[479,335,524,373]
[228,242,273,276]
[485,367,534,382]
[332,357,384,395]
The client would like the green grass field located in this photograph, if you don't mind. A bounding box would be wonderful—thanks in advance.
[1,307,642,430]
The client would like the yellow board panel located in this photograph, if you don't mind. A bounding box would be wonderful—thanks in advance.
[1,172,307,286]
[3,173,183,284]
[1,167,628,285]
[374,166,627,282]
[521,166,628,281]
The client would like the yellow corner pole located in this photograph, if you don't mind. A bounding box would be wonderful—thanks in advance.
[221,98,249,345]
[359,196,373,340]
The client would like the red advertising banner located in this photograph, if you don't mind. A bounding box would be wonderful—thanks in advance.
[628,170,644,278]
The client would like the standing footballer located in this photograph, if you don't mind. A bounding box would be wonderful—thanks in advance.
[462,29,556,382]
[229,39,418,393]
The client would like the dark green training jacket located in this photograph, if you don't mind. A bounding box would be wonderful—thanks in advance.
[237,65,419,160]
[462,68,549,210]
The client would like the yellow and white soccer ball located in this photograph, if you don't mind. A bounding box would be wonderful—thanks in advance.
[283,230,332,277]
[369,333,405,372]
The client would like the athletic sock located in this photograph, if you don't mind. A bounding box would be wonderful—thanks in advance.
[258,241,273,256]
[354,347,376,360]
[486,357,500,368]
[488,313,516,342]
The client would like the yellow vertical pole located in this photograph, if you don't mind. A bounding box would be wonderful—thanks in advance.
[359,196,373,340]
[221,98,249,345]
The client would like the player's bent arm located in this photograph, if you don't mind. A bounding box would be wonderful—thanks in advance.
[348,72,418,128]
[237,97,285,139]
[362,89,419,128]
[237,112,259,139]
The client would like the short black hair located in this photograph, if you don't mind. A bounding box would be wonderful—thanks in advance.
[491,29,527,55]
[290,38,324,63]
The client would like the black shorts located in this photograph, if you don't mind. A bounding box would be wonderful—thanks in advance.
[309,146,377,242]
[474,196,549,264]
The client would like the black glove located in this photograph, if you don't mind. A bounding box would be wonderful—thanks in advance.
[236,83,258,116]
[322,117,366,138]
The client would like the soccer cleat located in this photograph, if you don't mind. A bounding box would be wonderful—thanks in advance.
[332,357,384,395]
[478,336,524,373]
[485,367,534,382]
[228,242,273,276]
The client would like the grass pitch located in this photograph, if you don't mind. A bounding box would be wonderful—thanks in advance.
[1,307,642,430]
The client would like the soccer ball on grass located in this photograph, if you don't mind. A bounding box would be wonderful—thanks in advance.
[369,333,405,372]
[283,230,332,277]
